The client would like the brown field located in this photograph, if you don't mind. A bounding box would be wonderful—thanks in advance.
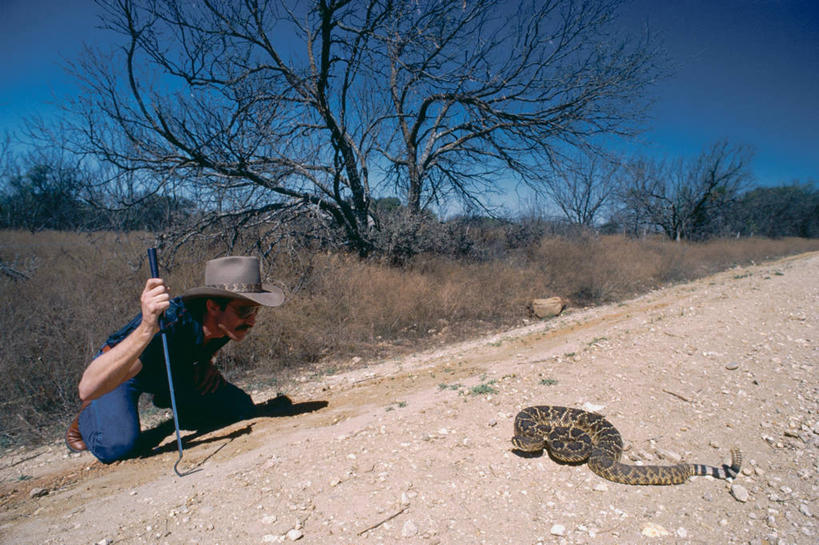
[1,229,818,448]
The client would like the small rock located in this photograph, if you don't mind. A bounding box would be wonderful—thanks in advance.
[96,540,112,545]
[641,522,670,537]
[29,488,48,498]
[635,449,654,461]
[488,419,497,427]
[799,503,812,517]
[676,527,688,538]
[286,528,303,541]
[702,491,714,502]
[549,524,566,536]
[730,484,749,503]
[262,535,283,543]
[402,520,418,537]
[725,362,740,370]
[582,402,605,412]
[593,483,609,492]
[262,515,277,524]
[530,297,567,318]
[655,448,682,463]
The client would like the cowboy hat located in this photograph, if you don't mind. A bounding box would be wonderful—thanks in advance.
[181,256,285,307]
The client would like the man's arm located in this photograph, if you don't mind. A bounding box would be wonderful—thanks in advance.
[78,278,170,402]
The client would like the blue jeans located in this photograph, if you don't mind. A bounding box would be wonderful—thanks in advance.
[78,376,255,463]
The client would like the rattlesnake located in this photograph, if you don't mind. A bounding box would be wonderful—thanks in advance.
[511,405,742,485]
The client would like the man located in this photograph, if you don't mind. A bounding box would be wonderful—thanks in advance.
[65,256,285,463]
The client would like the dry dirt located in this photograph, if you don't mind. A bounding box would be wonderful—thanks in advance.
[1,252,817,545]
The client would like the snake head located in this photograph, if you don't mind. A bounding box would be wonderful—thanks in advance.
[511,435,545,452]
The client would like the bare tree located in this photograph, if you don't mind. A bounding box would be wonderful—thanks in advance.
[542,152,622,226]
[380,0,659,216]
[61,0,659,255]
[619,142,753,240]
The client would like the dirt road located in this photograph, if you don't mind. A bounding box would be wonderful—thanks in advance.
[2,252,817,545]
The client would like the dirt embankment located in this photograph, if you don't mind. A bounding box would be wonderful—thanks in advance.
[1,252,817,545]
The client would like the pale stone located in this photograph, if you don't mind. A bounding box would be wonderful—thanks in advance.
[550,524,566,536]
[731,483,749,503]
[641,523,670,537]
[402,520,418,537]
[656,448,682,463]
[531,297,568,318]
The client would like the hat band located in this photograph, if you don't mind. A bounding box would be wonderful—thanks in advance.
[208,282,262,293]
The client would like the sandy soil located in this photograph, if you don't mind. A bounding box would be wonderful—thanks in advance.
[1,252,817,545]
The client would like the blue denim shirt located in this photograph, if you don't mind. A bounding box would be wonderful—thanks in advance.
[98,297,229,393]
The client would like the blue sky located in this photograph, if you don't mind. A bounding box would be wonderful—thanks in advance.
[620,0,819,186]
[1,0,817,187]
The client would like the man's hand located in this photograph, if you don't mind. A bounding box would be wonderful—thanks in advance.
[141,278,170,333]
[193,361,224,395]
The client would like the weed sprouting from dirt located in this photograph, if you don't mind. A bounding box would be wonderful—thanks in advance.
[469,383,498,396]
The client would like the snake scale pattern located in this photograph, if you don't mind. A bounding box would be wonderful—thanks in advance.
[512,406,742,485]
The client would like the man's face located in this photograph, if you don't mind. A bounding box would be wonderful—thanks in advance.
[209,299,260,341]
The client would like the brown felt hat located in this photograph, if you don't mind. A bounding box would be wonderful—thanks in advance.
[181,256,285,307]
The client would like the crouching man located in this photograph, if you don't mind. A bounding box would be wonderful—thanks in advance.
[66,256,284,463]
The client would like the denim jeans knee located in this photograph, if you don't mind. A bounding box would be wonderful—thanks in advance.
[78,379,142,463]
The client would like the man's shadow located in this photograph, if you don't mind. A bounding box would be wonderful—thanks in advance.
[135,395,328,459]
[254,394,329,419]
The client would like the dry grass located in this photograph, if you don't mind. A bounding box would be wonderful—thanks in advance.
[2,229,817,448]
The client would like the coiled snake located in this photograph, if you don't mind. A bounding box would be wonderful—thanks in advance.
[512,406,742,485]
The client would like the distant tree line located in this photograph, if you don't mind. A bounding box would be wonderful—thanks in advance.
[0,161,193,232]
[545,141,818,241]
[1,150,815,245]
